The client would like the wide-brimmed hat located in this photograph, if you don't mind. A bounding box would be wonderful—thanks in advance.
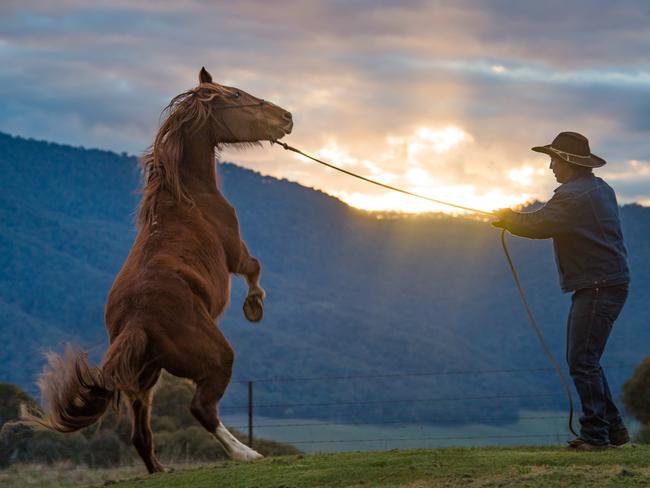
[532,131,606,168]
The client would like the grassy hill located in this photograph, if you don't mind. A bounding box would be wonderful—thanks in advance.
[3,446,650,487]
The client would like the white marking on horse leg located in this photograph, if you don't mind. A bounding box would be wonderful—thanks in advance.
[215,421,263,461]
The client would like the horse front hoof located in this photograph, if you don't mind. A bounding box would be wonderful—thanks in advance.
[243,295,264,323]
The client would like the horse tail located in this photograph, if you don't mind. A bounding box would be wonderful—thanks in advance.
[101,326,148,396]
[24,327,148,433]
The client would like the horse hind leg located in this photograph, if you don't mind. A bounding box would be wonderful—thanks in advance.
[190,377,263,461]
[237,242,265,323]
[127,383,164,473]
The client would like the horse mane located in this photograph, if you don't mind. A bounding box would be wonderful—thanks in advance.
[138,85,224,229]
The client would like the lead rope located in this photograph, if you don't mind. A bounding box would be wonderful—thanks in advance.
[273,141,493,216]
[274,140,578,438]
[499,231,578,437]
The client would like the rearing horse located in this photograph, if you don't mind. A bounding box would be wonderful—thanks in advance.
[26,67,293,472]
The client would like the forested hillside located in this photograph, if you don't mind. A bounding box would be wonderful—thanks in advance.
[1,132,649,426]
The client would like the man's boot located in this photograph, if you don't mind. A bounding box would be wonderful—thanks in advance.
[609,427,630,447]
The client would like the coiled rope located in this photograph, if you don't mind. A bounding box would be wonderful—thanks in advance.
[274,140,578,437]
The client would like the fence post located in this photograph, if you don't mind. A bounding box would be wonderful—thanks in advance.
[247,380,254,448]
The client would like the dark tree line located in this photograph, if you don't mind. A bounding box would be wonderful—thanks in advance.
[623,358,650,442]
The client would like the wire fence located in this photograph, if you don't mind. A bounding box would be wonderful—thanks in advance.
[227,414,567,430]
[285,434,563,445]
[220,392,569,410]
[230,363,637,384]
[221,363,638,451]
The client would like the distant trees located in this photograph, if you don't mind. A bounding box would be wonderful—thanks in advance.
[622,358,650,443]
[0,383,36,427]
[0,373,300,469]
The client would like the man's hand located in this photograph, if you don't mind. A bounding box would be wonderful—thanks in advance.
[492,208,513,229]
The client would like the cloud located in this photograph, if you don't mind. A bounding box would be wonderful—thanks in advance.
[1,1,649,211]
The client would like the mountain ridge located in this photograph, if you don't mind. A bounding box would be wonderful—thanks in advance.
[1,131,648,426]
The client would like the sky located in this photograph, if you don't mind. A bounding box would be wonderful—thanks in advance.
[1,0,650,213]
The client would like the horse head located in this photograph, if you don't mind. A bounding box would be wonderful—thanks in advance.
[197,67,293,144]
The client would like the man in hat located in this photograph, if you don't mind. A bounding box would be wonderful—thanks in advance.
[493,131,630,451]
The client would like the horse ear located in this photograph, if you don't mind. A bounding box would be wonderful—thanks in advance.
[199,67,213,84]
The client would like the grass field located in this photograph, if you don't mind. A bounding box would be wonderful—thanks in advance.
[5,445,650,487]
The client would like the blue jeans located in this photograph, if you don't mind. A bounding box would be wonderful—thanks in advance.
[566,284,629,445]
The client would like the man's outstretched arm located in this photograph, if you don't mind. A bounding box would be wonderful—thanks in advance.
[492,191,574,239]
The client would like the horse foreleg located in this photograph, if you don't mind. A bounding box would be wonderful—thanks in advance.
[128,390,164,473]
[190,378,263,461]
[236,241,265,323]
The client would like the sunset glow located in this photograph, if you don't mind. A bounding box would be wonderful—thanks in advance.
[333,187,529,214]
[406,126,471,158]
[286,125,530,214]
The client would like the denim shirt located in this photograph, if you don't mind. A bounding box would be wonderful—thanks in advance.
[502,174,630,293]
